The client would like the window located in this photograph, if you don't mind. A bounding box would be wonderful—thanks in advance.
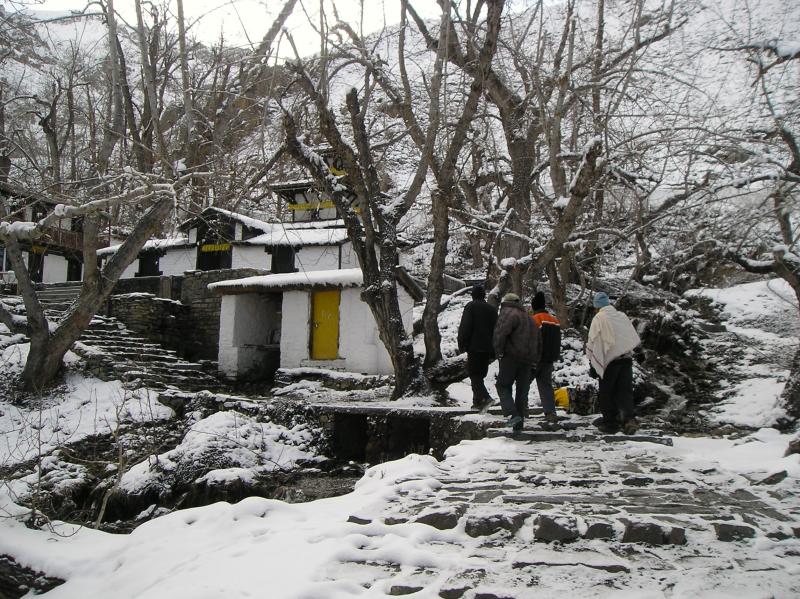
[271,246,296,274]
[137,252,161,277]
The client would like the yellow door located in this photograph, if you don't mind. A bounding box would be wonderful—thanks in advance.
[311,289,340,360]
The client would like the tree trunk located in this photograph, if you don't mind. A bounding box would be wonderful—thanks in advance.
[421,191,449,368]
[5,195,175,392]
[781,345,800,423]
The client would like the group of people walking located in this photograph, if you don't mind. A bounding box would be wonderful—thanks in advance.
[458,285,640,435]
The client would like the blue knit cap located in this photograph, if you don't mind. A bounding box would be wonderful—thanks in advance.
[593,292,610,308]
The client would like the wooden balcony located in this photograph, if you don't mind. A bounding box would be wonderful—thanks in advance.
[41,225,110,252]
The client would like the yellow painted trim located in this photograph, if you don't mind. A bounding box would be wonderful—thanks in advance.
[200,243,231,252]
[287,200,336,211]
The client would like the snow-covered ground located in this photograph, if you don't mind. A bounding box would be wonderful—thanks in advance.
[0,430,797,598]
[688,278,799,427]
[0,278,799,597]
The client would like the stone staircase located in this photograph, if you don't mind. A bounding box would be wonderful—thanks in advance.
[338,424,800,596]
[35,281,83,311]
[3,284,221,393]
[74,314,220,392]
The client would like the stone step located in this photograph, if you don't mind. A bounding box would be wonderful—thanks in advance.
[79,334,151,345]
[93,345,179,363]
[486,428,674,446]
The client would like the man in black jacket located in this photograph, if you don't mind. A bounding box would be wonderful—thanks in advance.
[458,284,498,410]
[493,293,542,431]
[530,291,562,425]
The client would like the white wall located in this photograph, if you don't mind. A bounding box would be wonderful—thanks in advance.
[218,293,279,377]
[296,245,342,271]
[280,290,311,369]
[233,245,270,270]
[339,242,357,268]
[42,253,68,283]
[159,247,196,276]
[279,284,410,375]
[119,259,139,279]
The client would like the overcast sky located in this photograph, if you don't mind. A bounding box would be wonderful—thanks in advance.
[28,0,443,53]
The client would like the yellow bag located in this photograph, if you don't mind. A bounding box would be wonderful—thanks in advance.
[554,387,570,409]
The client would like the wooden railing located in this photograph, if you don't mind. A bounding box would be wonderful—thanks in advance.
[4,220,110,252]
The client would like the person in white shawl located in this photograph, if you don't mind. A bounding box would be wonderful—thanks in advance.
[586,292,641,434]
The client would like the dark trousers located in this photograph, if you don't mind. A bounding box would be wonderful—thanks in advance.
[467,352,494,405]
[598,357,635,424]
[535,362,556,414]
[496,355,532,420]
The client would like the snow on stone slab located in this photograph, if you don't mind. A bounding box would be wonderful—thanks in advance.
[0,433,799,597]
[119,410,320,494]
[0,364,172,466]
[707,375,787,427]
[660,427,800,479]
[209,267,363,293]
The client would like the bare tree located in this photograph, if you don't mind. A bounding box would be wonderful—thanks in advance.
[0,174,196,391]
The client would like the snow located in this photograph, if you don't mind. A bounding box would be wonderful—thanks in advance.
[1,274,799,596]
[0,347,172,466]
[0,432,797,598]
[661,427,800,479]
[686,278,798,426]
[119,410,319,493]
[209,268,364,293]
[97,236,193,257]
[243,226,349,247]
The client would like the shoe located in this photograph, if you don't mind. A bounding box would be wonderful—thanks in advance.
[623,418,639,435]
[544,412,558,425]
[472,398,495,413]
[507,415,523,429]
[594,418,620,434]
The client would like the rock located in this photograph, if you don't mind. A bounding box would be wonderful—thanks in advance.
[439,587,470,599]
[713,522,756,542]
[415,504,466,530]
[622,476,655,487]
[0,555,63,598]
[389,585,424,595]
[621,520,686,545]
[756,471,788,486]
[464,513,529,537]
[667,527,687,545]
[347,515,371,525]
[585,521,615,540]
[786,437,800,457]
[534,514,579,543]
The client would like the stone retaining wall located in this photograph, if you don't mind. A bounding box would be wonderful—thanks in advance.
[109,294,188,354]
[108,268,266,362]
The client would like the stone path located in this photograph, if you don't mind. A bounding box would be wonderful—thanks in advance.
[340,421,800,598]
[75,314,220,392]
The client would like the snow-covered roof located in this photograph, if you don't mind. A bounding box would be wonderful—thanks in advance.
[211,266,424,301]
[268,179,315,191]
[240,227,349,247]
[209,268,364,295]
[97,237,193,257]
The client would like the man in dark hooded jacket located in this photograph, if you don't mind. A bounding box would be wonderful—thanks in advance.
[493,293,542,431]
[458,284,498,410]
